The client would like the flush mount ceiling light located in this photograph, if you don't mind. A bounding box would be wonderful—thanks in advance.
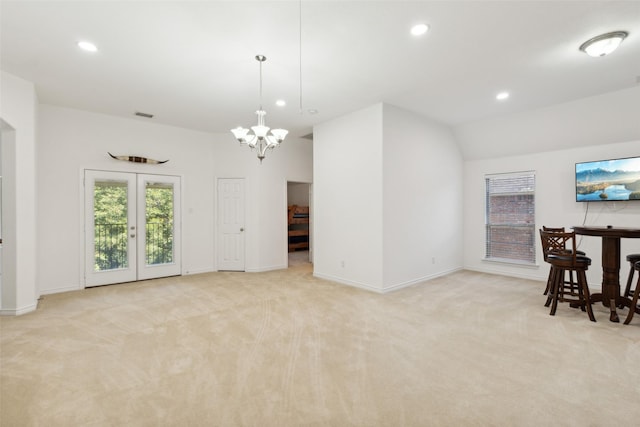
[579,31,628,57]
[496,92,510,101]
[230,55,288,163]
[77,41,98,52]
[411,23,429,36]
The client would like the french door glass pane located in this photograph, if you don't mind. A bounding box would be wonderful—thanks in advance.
[145,182,174,266]
[94,180,129,271]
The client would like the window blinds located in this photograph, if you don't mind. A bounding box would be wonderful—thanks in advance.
[485,171,536,264]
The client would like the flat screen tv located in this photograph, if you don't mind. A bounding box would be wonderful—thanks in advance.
[576,156,640,202]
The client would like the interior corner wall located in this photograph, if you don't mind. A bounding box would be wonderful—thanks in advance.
[0,71,38,315]
[463,140,640,286]
[37,104,312,295]
[313,103,384,291]
[381,104,464,291]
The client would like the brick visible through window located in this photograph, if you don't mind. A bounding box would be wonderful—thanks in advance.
[485,172,536,264]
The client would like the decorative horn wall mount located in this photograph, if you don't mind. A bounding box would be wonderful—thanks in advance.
[108,152,169,164]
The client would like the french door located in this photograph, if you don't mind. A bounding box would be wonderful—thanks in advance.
[84,170,181,287]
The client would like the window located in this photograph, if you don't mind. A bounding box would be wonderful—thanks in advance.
[485,171,536,264]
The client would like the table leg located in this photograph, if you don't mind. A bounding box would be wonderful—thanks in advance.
[601,236,621,323]
[609,299,619,322]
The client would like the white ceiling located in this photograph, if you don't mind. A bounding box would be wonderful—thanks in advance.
[2,1,639,139]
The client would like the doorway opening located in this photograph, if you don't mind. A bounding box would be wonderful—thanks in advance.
[287,181,311,267]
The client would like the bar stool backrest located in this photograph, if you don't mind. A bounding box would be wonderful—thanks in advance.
[540,230,578,265]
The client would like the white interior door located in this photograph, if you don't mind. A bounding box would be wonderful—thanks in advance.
[217,178,245,271]
[85,170,181,287]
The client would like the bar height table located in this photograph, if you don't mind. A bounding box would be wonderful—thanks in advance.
[573,226,640,322]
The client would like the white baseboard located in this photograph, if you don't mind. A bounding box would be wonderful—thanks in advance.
[315,267,465,294]
[313,273,386,293]
[381,267,464,293]
[183,267,214,275]
[465,265,546,283]
[246,264,287,273]
[39,285,82,295]
[0,301,38,316]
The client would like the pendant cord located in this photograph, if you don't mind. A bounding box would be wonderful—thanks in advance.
[299,0,303,114]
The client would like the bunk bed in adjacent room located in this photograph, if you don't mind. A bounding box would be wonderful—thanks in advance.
[287,205,309,252]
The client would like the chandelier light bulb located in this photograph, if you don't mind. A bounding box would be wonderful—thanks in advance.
[270,129,289,143]
[231,127,249,140]
[251,125,270,139]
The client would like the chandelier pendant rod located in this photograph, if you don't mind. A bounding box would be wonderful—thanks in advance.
[256,54,266,112]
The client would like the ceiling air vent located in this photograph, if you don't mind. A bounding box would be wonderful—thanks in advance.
[134,111,154,118]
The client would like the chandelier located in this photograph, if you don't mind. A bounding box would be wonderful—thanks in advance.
[231,55,288,163]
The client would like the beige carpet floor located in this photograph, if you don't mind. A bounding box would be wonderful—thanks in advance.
[1,263,639,427]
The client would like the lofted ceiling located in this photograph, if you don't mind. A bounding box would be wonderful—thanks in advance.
[1,1,639,139]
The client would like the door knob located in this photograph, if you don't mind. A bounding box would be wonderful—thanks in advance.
[240,228,244,232]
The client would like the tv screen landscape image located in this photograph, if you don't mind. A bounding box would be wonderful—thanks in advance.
[576,156,640,202]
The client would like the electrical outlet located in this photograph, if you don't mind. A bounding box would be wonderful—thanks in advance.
[432,257,436,264]
[341,260,345,268]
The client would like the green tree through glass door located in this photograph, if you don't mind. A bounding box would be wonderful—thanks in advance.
[145,182,174,265]
[94,181,129,271]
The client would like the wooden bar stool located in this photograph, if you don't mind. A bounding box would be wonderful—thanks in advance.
[622,254,640,298]
[624,261,640,325]
[541,230,596,321]
[540,227,584,302]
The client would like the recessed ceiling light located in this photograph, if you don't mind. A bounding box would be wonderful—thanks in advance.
[77,41,98,52]
[579,31,628,57]
[275,99,286,107]
[411,24,429,36]
[496,92,510,101]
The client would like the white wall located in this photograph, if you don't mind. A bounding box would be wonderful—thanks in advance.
[287,182,309,206]
[313,103,384,290]
[0,71,39,315]
[37,104,312,294]
[382,104,464,290]
[464,140,640,286]
[455,86,640,161]
[313,103,465,292]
